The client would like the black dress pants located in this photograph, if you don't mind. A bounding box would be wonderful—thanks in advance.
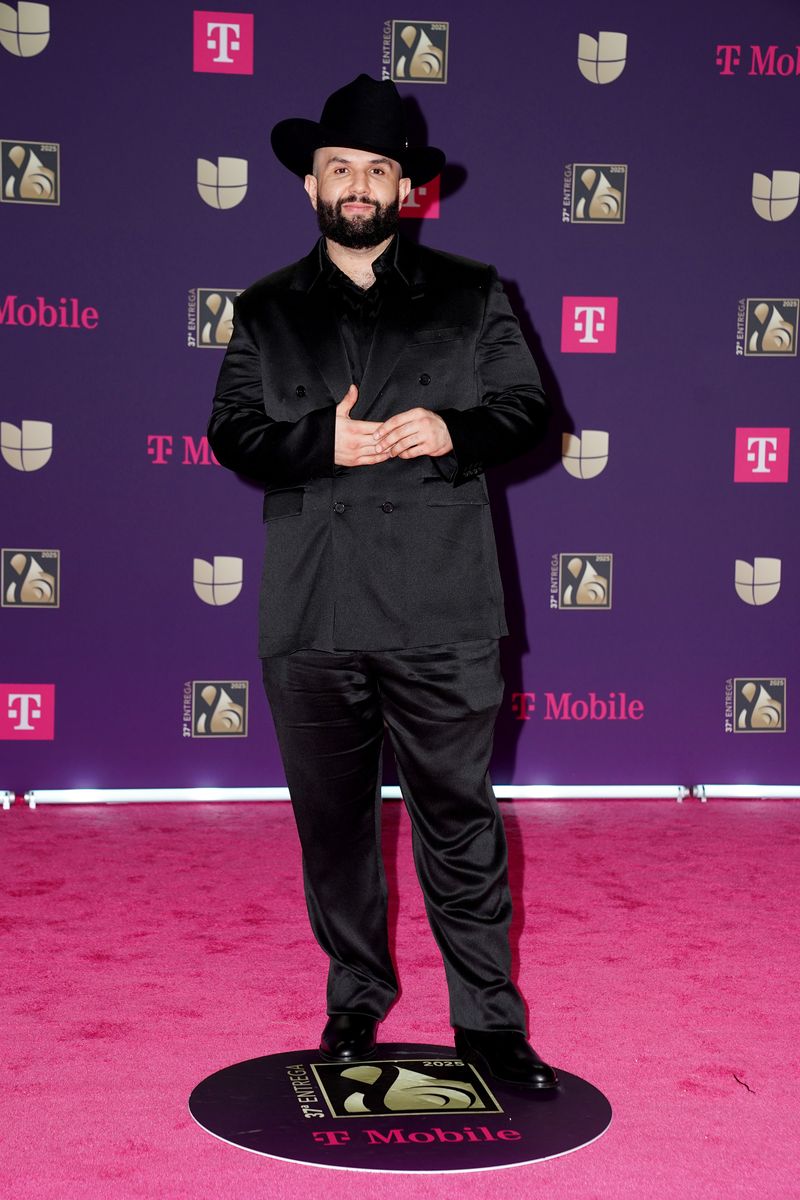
[261,639,527,1032]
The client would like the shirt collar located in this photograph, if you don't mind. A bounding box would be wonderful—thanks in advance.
[316,235,408,291]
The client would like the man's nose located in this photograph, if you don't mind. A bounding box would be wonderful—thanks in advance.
[349,170,372,195]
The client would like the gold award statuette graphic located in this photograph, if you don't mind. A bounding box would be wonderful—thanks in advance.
[0,420,52,471]
[191,681,248,736]
[751,170,799,222]
[196,288,241,347]
[0,2,49,57]
[1,139,59,204]
[570,164,627,223]
[391,21,448,83]
[310,1059,502,1118]
[559,554,613,609]
[577,31,627,84]
[197,157,248,209]
[734,678,785,733]
[744,299,798,356]
[1,549,59,606]
[734,558,781,606]
[562,430,609,479]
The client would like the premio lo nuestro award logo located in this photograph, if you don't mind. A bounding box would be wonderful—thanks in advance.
[2,549,59,606]
[563,164,627,224]
[189,288,241,348]
[188,681,248,737]
[734,679,786,733]
[1,139,58,203]
[556,554,613,609]
[189,1044,612,1170]
[386,20,448,83]
[737,299,798,356]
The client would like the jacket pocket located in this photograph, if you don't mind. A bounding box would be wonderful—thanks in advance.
[422,475,487,505]
[410,325,464,344]
[263,487,305,521]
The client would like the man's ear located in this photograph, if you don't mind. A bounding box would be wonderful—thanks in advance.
[399,176,412,206]
[304,174,318,210]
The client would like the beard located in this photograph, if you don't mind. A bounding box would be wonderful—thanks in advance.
[316,193,400,249]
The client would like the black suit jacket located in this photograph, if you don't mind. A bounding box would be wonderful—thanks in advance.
[208,236,548,656]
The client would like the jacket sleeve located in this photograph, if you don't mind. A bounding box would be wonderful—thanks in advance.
[207,300,335,487]
[437,268,549,487]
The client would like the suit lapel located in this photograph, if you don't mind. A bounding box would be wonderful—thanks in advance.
[285,243,351,405]
[284,237,429,414]
[357,238,428,417]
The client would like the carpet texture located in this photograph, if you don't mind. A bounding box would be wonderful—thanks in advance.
[1,799,798,1198]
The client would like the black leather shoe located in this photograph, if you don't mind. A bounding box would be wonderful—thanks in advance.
[319,1013,379,1061]
[454,1027,558,1089]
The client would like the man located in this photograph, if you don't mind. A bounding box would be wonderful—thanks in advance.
[208,75,556,1089]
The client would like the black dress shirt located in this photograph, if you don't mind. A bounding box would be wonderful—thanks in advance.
[320,236,405,387]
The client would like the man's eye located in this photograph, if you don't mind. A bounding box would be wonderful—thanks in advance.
[371,168,385,175]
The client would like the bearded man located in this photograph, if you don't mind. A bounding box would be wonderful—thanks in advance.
[207,74,556,1089]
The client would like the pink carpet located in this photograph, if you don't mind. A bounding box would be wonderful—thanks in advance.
[2,799,798,1198]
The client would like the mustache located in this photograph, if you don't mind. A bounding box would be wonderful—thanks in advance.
[337,195,379,212]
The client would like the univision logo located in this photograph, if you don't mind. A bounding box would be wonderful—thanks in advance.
[577,31,627,84]
[197,157,248,209]
[0,420,52,471]
[752,170,799,221]
[562,431,609,479]
[734,558,781,606]
[193,556,243,605]
[0,2,49,56]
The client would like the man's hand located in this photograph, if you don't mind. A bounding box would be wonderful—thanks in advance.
[374,408,454,459]
[334,385,392,467]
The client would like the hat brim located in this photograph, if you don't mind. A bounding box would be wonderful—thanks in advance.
[271,118,445,189]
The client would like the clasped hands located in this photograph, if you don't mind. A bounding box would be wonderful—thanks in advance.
[334,384,453,468]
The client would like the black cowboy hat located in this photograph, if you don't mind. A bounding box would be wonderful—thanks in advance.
[270,74,445,188]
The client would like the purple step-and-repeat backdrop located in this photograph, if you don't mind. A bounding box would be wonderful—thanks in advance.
[1,1,798,791]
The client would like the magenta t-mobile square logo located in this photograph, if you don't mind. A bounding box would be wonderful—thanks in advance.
[193,11,254,74]
[561,297,618,353]
[0,683,55,740]
[734,427,790,482]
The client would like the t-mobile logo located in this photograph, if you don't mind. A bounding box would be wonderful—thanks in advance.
[193,11,254,74]
[734,427,790,482]
[0,683,55,739]
[207,21,239,61]
[747,436,777,473]
[574,305,605,342]
[9,692,40,730]
[561,296,618,353]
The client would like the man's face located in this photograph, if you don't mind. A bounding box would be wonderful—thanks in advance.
[304,147,411,249]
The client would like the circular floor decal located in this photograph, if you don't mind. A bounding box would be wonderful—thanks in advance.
[189,1043,611,1173]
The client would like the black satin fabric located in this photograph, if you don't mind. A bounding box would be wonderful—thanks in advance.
[261,639,527,1032]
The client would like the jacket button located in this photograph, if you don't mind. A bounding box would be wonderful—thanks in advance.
[333,501,345,513]
[419,373,431,386]
[381,501,394,513]
[295,385,306,397]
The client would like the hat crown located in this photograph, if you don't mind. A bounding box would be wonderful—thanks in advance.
[319,74,407,152]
